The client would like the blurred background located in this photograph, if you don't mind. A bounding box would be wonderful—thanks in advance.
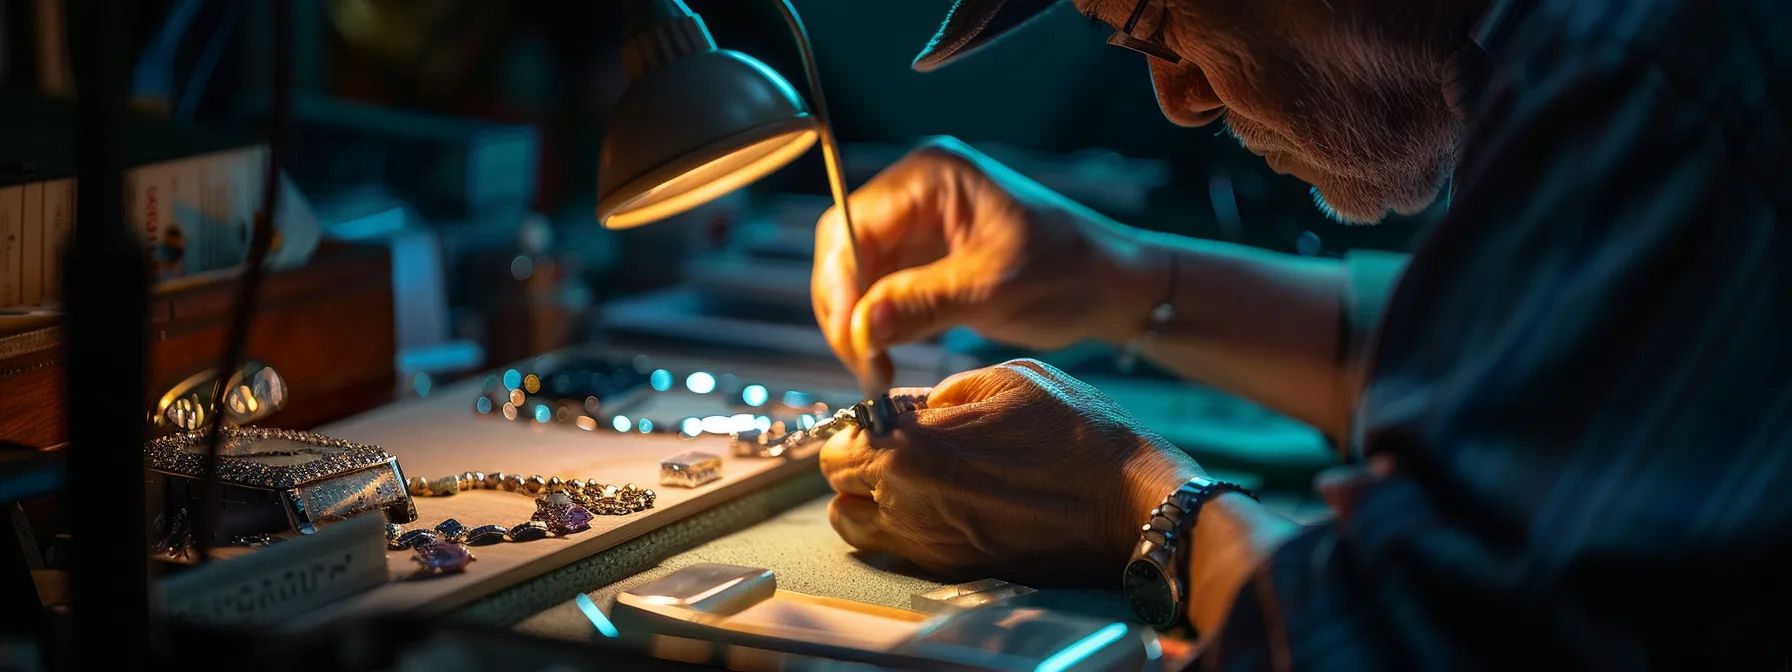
[0,0,1439,497]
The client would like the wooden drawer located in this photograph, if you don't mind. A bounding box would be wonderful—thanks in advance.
[0,243,397,448]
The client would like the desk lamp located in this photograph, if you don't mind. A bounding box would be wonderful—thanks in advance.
[599,0,894,405]
[598,0,854,244]
[598,0,856,240]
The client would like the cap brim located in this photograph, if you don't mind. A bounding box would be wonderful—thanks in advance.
[911,0,1062,72]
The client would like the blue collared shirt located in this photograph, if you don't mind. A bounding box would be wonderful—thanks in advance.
[1206,0,1792,668]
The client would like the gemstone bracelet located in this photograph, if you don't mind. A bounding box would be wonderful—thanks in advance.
[391,472,656,575]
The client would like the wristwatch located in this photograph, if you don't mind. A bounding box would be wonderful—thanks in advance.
[1122,475,1256,631]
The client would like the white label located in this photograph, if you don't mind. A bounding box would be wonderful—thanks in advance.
[21,183,44,306]
[155,513,388,627]
[41,179,73,302]
[0,187,22,307]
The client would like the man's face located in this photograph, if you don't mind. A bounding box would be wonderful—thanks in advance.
[1079,0,1465,224]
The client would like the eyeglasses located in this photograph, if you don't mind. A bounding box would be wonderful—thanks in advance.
[1098,0,1182,64]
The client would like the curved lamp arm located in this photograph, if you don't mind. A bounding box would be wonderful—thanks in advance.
[774,0,865,294]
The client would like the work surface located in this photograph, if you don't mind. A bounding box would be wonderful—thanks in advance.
[278,347,1331,631]
[283,351,897,629]
[514,494,1144,642]
[514,480,1331,644]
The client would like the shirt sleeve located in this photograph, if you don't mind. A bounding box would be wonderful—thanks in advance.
[1199,35,1792,672]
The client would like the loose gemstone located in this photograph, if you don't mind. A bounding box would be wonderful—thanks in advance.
[509,520,552,541]
[412,542,475,574]
[434,518,469,543]
[465,524,510,545]
[395,529,442,549]
[551,505,594,535]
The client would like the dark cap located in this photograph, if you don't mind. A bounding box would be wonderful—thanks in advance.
[912,0,1064,72]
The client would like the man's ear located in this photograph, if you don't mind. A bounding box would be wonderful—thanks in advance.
[1148,59,1226,127]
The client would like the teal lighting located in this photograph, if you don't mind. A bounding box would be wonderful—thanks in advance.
[1035,623,1129,672]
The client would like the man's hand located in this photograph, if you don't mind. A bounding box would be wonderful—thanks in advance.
[819,359,1200,585]
[812,137,1166,391]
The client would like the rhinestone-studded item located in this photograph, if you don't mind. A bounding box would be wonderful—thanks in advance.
[146,427,417,540]
[145,427,395,490]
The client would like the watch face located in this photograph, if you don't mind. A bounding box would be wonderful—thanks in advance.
[1123,559,1177,628]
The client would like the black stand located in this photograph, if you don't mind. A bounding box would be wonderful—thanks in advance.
[64,0,152,668]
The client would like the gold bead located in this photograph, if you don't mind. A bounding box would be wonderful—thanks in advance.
[470,471,486,488]
[601,484,619,499]
[566,479,584,492]
[503,474,525,492]
[486,472,506,489]
[408,476,430,496]
[428,477,460,496]
[546,476,565,492]
[525,475,547,494]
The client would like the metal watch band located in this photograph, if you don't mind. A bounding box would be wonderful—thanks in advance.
[1132,475,1257,630]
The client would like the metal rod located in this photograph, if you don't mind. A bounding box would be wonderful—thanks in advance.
[65,0,151,666]
[773,0,890,394]
[193,0,291,561]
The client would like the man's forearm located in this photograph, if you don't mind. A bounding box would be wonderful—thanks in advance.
[1183,492,1303,636]
[1098,230,1361,440]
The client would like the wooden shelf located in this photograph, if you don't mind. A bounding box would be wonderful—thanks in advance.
[0,243,397,448]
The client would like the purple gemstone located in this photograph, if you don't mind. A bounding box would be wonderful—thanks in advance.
[412,542,476,574]
[553,505,594,534]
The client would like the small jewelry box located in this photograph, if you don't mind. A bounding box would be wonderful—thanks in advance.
[145,426,418,543]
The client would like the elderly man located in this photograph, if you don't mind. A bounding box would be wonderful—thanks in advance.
[811,0,1792,668]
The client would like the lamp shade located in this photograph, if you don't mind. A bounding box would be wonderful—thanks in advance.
[596,48,819,229]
